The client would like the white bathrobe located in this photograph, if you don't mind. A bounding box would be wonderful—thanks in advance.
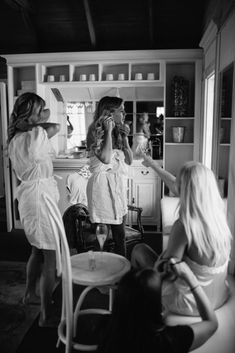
[87,149,128,224]
[8,126,60,250]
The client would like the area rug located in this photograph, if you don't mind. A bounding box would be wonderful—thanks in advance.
[0,261,40,353]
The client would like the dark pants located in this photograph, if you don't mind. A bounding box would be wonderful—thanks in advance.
[110,215,126,257]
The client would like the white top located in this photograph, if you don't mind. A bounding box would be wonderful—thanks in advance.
[66,171,90,206]
[8,127,60,250]
[162,255,229,316]
[87,149,128,224]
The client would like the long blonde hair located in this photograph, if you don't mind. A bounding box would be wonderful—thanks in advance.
[177,161,231,264]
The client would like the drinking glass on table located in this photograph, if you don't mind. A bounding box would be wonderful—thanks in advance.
[96,224,108,254]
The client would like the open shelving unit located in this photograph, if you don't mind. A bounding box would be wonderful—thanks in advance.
[163,60,201,191]
[37,61,163,84]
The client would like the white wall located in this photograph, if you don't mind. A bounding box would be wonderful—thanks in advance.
[220,10,235,71]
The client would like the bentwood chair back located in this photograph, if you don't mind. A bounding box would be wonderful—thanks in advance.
[63,203,144,259]
[45,194,98,353]
[64,172,144,258]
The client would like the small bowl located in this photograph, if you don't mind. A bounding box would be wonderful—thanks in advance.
[89,74,96,81]
[80,74,87,81]
[118,73,125,80]
[106,74,114,81]
[147,73,155,80]
[47,75,55,82]
[135,73,143,80]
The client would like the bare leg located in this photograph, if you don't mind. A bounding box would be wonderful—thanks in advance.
[39,249,57,327]
[24,246,42,304]
[131,243,158,269]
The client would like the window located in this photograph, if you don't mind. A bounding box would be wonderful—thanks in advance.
[66,102,93,149]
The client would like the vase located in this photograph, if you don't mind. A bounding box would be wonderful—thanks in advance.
[172,126,185,143]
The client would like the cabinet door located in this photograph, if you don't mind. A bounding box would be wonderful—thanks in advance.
[131,167,161,228]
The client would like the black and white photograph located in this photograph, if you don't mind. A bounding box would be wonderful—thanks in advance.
[0,1,235,352]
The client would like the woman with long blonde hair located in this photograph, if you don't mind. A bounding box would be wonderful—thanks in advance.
[132,158,231,316]
[8,92,61,326]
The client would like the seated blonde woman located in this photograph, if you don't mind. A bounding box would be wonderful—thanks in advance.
[131,157,232,316]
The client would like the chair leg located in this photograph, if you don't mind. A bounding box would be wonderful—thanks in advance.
[109,287,113,311]
[73,286,94,336]
[56,337,61,348]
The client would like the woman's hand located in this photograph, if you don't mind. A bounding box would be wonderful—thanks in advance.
[169,258,198,288]
[136,146,154,167]
[101,113,115,132]
[29,108,50,125]
[118,123,130,137]
[155,256,179,281]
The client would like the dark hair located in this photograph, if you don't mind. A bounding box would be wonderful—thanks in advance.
[8,92,46,142]
[98,269,164,353]
[87,96,123,151]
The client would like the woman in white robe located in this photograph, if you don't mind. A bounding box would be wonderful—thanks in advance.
[86,96,133,256]
[8,92,61,327]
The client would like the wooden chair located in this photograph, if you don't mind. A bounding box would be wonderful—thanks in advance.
[63,203,144,258]
[45,194,111,353]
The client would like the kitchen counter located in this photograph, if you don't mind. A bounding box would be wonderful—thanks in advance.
[53,158,89,170]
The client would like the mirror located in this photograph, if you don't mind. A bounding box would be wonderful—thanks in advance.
[66,101,94,151]
[49,85,164,160]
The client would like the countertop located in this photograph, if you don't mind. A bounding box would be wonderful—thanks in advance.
[53,157,163,169]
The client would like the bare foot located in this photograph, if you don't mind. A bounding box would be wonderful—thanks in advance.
[38,315,60,328]
[97,286,110,295]
[21,294,41,305]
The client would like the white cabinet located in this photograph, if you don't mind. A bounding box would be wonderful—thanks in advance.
[53,159,162,228]
[128,162,162,229]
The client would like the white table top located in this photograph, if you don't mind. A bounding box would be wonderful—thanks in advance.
[71,251,131,286]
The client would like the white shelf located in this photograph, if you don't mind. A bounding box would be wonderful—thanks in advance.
[165,142,194,146]
[165,117,195,120]
[40,80,163,86]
